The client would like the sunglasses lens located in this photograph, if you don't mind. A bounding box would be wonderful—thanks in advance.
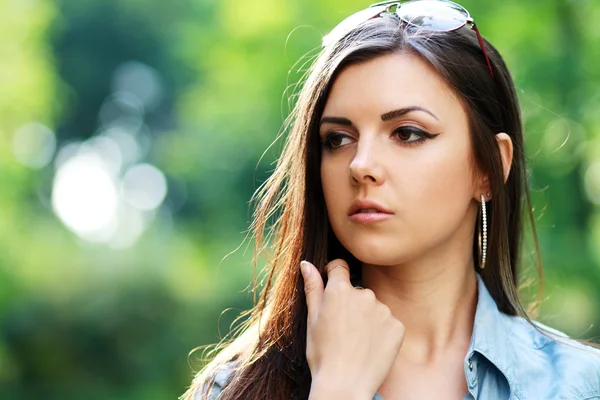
[323,5,388,47]
[397,0,468,31]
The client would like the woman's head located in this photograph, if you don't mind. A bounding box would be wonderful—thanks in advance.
[320,51,511,273]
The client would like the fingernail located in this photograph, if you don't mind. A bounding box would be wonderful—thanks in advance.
[300,261,311,278]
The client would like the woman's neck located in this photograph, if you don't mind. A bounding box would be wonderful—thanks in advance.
[361,257,478,364]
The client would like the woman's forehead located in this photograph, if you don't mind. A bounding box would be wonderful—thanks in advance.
[323,52,464,123]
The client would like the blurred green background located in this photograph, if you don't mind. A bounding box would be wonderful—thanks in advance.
[1,0,599,398]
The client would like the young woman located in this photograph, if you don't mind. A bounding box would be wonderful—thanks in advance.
[182,1,600,399]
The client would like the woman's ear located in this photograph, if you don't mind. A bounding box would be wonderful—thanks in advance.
[473,133,514,202]
[496,132,513,184]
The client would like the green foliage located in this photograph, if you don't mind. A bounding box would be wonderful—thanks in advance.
[0,0,599,398]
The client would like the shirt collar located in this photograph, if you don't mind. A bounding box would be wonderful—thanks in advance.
[468,272,518,395]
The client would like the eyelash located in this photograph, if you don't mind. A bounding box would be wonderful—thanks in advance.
[321,126,437,151]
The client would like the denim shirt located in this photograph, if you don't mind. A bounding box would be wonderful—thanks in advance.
[198,273,600,399]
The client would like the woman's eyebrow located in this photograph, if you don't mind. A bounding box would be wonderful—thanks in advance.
[319,116,353,127]
[320,106,438,127]
[381,106,439,121]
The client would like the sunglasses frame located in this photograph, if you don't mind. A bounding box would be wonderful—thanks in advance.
[324,0,495,78]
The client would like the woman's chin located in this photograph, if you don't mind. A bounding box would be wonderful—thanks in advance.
[344,240,411,266]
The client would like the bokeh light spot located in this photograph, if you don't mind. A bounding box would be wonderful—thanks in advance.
[52,153,118,241]
[12,122,56,169]
[122,164,168,211]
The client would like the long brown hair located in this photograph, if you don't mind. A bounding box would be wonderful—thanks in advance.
[182,14,545,400]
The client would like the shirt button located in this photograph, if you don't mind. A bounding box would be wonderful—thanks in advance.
[468,359,473,371]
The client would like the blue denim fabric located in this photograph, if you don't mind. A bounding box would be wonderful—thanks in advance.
[197,273,600,399]
[453,273,600,400]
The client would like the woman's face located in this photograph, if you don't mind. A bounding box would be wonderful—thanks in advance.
[319,52,481,267]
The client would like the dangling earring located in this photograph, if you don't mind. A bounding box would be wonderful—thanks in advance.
[478,194,488,269]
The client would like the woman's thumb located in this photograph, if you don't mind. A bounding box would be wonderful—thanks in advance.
[300,260,323,322]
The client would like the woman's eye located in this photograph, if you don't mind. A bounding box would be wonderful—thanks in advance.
[392,126,434,145]
[322,133,353,150]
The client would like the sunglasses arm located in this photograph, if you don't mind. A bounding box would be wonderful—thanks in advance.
[470,21,495,78]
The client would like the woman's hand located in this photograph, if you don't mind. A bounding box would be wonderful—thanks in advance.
[300,259,405,399]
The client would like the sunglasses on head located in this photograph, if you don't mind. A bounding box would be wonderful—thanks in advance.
[322,0,494,78]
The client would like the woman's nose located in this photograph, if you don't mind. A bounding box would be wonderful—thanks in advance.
[349,140,384,185]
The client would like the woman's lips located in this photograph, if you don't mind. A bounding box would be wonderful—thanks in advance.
[347,199,394,223]
[348,199,393,216]
[348,212,393,224]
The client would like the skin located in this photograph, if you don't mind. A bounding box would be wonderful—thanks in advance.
[307,52,513,399]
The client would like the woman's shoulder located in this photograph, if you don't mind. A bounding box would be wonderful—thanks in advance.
[506,315,600,397]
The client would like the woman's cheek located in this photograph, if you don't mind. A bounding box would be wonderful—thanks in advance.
[321,169,346,220]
